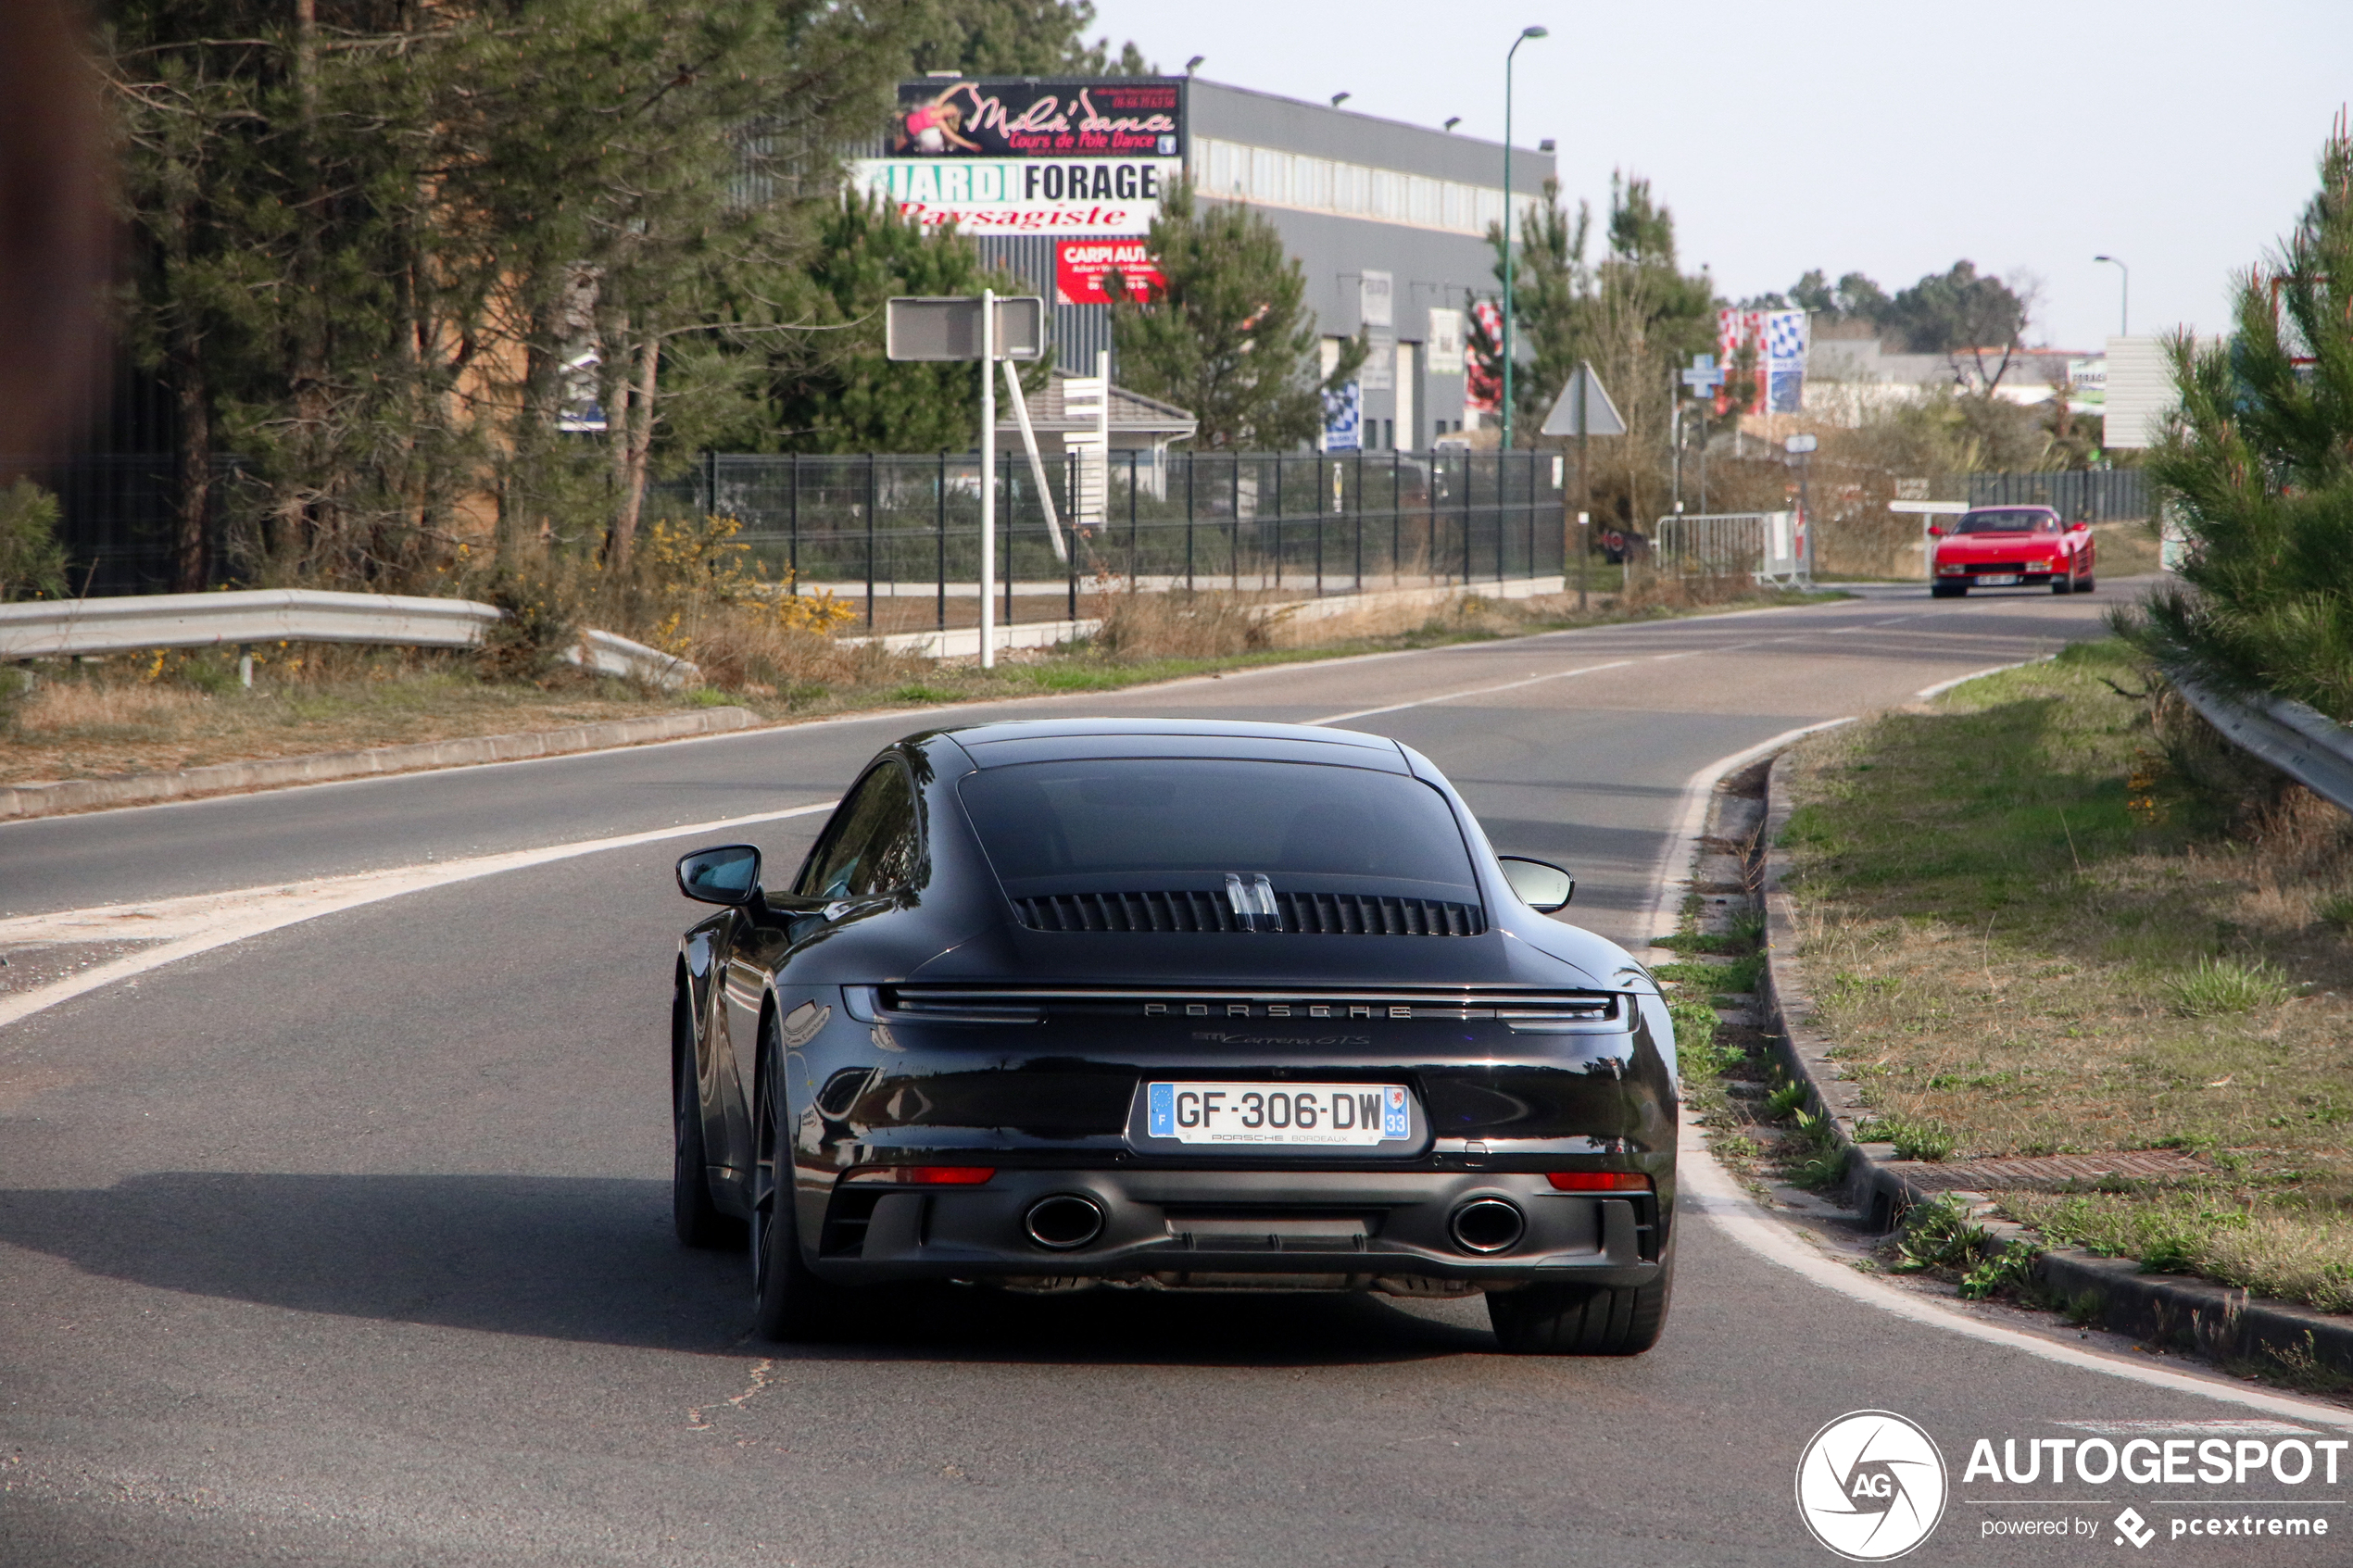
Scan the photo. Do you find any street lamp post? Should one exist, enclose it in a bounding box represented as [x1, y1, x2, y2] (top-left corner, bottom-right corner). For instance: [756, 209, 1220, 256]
[1501, 24, 1547, 450]
[2095, 254, 2130, 336]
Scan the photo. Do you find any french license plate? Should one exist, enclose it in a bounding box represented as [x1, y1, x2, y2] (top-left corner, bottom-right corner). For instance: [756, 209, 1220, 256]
[1146, 1082, 1412, 1147]
[1975, 573, 2020, 586]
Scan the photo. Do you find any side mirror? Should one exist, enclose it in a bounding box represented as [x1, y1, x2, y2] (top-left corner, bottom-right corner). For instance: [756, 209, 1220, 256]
[2070, 520, 2091, 533]
[677, 844, 762, 906]
[1498, 855, 1576, 913]
[1926, 524, 1944, 537]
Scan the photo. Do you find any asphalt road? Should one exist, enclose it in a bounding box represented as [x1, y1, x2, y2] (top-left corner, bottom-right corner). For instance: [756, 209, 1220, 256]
[6, 583, 2349, 1567]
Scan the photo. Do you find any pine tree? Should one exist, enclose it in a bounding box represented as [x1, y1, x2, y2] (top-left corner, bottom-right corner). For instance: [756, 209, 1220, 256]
[2118, 127, 2353, 720]
[1112, 183, 1356, 450]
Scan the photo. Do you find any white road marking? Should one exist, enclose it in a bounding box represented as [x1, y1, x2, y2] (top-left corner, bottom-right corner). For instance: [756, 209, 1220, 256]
[0, 800, 838, 1034]
[1678, 1129, 2353, 1428]
[1302, 660, 1637, 726]
[1640, 719, 1854, 960]
[1913, 654, 2058, 700]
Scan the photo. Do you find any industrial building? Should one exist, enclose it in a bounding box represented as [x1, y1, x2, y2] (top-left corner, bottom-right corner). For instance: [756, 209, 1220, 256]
[860, 74, 1553, 453]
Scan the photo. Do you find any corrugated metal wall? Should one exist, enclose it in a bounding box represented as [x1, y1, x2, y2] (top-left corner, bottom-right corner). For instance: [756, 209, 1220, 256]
[975, 235, 1111, 375]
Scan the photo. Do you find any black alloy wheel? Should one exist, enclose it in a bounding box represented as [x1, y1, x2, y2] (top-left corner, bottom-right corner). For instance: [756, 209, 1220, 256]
[749, 1011, 842, 1341]
[1486, 1248, 1674, 1355]
[673, 986, 741, 1249]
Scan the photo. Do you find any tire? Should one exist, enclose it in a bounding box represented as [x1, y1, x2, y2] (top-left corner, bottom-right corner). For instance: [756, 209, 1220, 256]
[2050, 575, 2072, 595]
[1930, 583, 1965, 598]
[673, 986, 742, 1249]
[749, 1013, 843, 1341]
[2077, 575, 2095, 594]
[1487, 1250, 1674, 1355]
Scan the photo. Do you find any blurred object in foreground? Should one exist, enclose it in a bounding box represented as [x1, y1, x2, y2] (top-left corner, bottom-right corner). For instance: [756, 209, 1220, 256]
[0, 0, 109, 467]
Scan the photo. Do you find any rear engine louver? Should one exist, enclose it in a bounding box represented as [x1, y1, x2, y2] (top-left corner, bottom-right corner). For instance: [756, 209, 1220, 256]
[1012, 891, 1487, 936]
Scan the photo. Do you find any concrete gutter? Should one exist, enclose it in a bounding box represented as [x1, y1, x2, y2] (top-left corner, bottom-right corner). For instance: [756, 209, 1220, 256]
[0, 707, 757, 823]
[1752, 747, 2353, 1380]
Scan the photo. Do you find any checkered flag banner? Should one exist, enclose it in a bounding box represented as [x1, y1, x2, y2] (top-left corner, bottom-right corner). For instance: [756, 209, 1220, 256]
[1765, 310, 1810, 370]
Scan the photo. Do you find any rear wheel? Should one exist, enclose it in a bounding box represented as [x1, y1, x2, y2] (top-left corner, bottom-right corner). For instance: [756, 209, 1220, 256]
[673, 987, 741, 1249]
[2077, 574, 2095, 594]
[1487, 1251, 1674, 1355]
[750, 1013, 843, 1340]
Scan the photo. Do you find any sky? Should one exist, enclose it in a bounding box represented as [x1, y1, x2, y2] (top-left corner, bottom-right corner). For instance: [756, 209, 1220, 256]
[1091, 0, 2351, 352]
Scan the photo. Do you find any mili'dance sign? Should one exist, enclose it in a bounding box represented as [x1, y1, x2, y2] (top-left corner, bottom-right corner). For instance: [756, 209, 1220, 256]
[851, 78, 1185, 239]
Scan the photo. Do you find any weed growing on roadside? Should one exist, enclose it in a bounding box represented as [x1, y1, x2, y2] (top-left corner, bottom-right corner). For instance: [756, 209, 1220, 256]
[1889, 1195, 2038, 1298]
[1765, 1079, 1810, 1119]
[2316, 892, 2353, 934]
[1787, 1109, 1849, 1188]
[1857, 1114, 1958, 1162]
[2162, 955, 2296, 1017]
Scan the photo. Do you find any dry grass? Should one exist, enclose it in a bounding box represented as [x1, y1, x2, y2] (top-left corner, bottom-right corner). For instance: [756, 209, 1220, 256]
[1780, 641, 2353, 1311]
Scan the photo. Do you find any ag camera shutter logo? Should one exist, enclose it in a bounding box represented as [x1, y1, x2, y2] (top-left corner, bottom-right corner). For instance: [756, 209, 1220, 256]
[1796, 1411, 1949, 1561]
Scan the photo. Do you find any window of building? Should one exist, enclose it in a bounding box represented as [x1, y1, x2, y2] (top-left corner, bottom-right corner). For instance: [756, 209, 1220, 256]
[1251, 146, 1287, 205]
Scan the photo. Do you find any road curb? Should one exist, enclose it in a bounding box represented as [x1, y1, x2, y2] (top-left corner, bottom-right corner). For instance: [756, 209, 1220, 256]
[0, 706, 759, 822]
[1751, 746, 2353, 1381]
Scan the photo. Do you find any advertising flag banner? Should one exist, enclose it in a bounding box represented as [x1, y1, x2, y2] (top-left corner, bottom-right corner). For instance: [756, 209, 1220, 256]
[1426, 307, 1466, 375]
[1054, 239, 1165, 305]
[1321, 380, 1362, 452]
[1466, 299, 1504, 412]
[889, 79, 1184, 159]
[1766, 310, 1810, 414]
[1717, 308, 1764, 414]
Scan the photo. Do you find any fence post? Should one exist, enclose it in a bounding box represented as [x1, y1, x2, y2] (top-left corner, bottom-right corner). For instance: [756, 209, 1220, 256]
[865, 451, 877, 629]
[1065, 453, 1076, 621]
[1128, 449, 1139, 579]
[1186, 454, 1196, 591]
[704, 448, 718, 518]
[1273, 455, 1284, 589]
[936, 451, 947, 631]
[1315, 457, 1325, 596]
[1462, 454, 1473, 584]
[1004, 463, 1016, 630]
[1228, 455, 1239, 591]
[1353, 450, 1364, 591]
[1391, 449, 1402, 585]
[787, 453, 799, 594]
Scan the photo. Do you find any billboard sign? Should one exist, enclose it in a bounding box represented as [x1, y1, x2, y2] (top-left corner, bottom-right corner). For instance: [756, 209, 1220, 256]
[1055, 239, 1166, 305]
[890, 78, 1184, 159]
[1426, 307, 1466, 375]
[850, 157, 1180, 235]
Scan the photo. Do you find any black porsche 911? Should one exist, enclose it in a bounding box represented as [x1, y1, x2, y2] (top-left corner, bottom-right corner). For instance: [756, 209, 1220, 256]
[668, 718, 1678, 1354]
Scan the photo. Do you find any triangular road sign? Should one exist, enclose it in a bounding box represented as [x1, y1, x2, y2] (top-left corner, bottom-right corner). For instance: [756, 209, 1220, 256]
[1541, 361, 1627, 437]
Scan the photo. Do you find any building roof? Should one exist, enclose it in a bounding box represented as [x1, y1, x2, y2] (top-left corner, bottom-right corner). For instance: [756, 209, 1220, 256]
[993, 372, 1197, 439]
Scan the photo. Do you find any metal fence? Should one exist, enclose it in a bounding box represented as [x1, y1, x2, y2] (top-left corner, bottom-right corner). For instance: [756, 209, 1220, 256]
[1966, 469, 2148, 521]
[1649, 511, 1810, 588]
[646, 449, 1567, 629]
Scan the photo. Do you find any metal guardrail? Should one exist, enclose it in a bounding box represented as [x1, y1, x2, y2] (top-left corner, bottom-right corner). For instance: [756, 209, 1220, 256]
[2174, 676, 2353, 815]
[0, 589, 698, 690]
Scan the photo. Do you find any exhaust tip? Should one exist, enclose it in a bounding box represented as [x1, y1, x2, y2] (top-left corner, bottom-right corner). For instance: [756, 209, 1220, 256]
[1025, 1194, 1106, 1250]
[1449, 1198, 1525, 1255]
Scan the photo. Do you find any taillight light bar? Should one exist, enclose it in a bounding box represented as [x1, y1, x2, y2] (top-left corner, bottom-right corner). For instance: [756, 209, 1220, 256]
[1545, 1172, 1652, 1192]
[842, 1165, 996, 1185]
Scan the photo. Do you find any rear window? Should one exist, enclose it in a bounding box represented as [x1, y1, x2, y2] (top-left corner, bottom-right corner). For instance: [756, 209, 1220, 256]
[957, 758, 1478, 902]
[1955, 508, 2058, 534]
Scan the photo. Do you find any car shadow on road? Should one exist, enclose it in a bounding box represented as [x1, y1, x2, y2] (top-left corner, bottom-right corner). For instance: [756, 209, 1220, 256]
[0, 1171, 1496, 1366]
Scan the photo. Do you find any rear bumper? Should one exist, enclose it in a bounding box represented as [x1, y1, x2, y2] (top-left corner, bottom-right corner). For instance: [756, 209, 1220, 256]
[806, 1167, 1668, 1291]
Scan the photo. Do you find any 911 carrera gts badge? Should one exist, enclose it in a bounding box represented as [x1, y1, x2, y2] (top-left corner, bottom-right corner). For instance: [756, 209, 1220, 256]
[780, 1001, 831, 1047]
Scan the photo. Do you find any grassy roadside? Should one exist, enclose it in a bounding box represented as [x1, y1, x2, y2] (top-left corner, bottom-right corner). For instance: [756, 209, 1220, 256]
[0, 583, 1840, 786]
[1770, 640, 2353, 1316]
